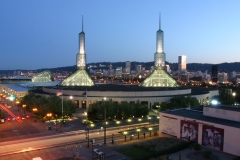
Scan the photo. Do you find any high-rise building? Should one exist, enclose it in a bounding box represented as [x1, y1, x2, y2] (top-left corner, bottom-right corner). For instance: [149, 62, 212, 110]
[125, 61, 131, 74]
[165, 65, 171, 73]
[136, 65, 141, 73]
[178, 55, 187, 71]
[211, 65, 218, 83]
[115, 67, 122, 78]
[109, 63, 112, 70]
[140, 13, 180, 87]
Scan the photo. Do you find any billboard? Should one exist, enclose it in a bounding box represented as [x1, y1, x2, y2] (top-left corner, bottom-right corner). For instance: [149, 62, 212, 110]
[202, 125, 224, 151]
[180, 120, 198, 142]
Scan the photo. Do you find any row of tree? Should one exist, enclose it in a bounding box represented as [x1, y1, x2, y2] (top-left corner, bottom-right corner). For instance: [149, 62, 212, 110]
[21, 92, 76, 118]
[87, 100, 148, 121]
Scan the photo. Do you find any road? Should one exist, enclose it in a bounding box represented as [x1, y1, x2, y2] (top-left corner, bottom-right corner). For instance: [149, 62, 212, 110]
[0, 124, 152, 156]
[0, 101, 159, 159]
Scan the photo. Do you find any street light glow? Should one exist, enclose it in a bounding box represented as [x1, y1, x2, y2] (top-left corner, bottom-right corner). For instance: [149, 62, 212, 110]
[211, 100, 218, 105]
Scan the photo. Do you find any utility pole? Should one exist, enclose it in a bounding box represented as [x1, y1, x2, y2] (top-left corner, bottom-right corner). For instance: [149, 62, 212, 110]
[86, 125, 90, 147]
[103, 97, 106, 145]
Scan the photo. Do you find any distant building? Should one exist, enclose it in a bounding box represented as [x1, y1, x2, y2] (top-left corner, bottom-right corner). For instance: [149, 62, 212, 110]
[109, 63, 113, 70]
[165, 65, 171, 73]
[125, 61, 131, 74]
[229, 71, 236, 80]
[218, 72, 228, 83]
[178, 71, 188, 82]
[136, 65, 141, 74]
[211, 65, 218, 83]
[115, 67, 122, 78]
[178, 55, 187, 71]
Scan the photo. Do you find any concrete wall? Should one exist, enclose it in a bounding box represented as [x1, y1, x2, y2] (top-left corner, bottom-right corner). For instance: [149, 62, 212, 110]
[203, 107, 240, 122]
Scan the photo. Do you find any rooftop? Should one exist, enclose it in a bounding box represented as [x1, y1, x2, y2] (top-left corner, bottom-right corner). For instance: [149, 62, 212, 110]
[205, 105, 240, 112]
[163, 109, 240, 129]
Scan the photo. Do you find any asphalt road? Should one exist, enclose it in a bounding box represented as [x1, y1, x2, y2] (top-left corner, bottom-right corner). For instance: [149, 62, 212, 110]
[0, 102, 158, 160]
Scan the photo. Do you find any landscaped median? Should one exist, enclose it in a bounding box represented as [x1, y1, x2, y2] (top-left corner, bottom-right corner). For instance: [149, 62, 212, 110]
[117, 137, 194, 160]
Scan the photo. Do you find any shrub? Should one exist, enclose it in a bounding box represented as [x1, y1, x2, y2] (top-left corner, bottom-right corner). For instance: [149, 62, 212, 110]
[204, 150, 212, 159]
[189, 142, 201, 151]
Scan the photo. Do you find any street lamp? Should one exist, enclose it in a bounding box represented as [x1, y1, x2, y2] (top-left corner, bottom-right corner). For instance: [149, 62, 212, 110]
[123, 131, 128, 142]
[112, 134, 114, 144]
[46, 113, 52, 123]
[22, 104, 26, 115]
[233, 92, 236, 97]
[136, 128, 141, 139]
[15, 100, 20, 111]
[148, 127, 153, 137]
[55, 114, 58, 131]
[86, 125, 90, 147]
[32, 108, 38, 122]
[46, 113, 52, 130]
[103, 97, 107, 145]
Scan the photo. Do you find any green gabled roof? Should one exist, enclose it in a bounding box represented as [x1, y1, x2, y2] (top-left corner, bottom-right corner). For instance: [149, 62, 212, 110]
[59, 69, 94, 86]
[139, 69, 180, 87]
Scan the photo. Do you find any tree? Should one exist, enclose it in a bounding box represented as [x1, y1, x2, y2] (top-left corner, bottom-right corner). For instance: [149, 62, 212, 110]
[218, 85, 235, 105]
[87, 99, 149, 121]
[21, 93, 76, 118]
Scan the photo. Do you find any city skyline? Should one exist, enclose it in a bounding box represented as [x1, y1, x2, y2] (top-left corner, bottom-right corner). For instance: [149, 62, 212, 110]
[1, 0, 240, 70]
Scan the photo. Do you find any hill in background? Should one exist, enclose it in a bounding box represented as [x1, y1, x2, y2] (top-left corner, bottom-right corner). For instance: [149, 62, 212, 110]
[1, 62, 240, 75]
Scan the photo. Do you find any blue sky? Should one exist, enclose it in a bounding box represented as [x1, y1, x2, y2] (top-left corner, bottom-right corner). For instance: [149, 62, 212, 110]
[1, 0, 240, 70]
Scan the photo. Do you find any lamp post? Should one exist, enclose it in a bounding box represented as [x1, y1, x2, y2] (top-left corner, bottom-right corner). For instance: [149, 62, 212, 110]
[148, 127, 153, 137]
[112, 134, 114, 144]
[15, 100, 20, 111]
[123, 131, 128, 142]
[46, 113, 52, 123]
[233, 92, 236, 105]
[136, 128, 141, 139]
[55, 114, 58, 131]
[86, 125, 90, 147]
[103, 97, 107, 145]
[32, 108, 38, 122]
[22, 104, 26, 115]
[46, 113, 52, 130]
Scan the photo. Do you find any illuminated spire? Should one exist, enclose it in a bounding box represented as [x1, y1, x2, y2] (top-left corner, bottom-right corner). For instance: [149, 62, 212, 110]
[82, 14, 84, 32]
[77, 15, 86, 69]
[159, 12, 161, 30]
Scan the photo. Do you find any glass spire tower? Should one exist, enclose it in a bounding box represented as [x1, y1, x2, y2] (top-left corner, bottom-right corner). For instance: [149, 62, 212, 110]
[140, 13, 180, 87]
[59, 15, 94, 86]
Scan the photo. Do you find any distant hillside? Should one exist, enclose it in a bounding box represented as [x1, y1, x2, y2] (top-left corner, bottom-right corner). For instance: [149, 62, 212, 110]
[1, 62, 240, 75]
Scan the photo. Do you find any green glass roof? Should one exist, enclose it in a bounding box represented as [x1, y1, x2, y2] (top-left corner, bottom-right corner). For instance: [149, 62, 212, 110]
[32, 70, 51, 82]
[139, 69, 180, 87]
[59, 69, 94, 86]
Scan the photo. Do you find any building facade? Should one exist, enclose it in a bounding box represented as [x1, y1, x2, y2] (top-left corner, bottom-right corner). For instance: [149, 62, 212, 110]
[178, 55, 187, 71]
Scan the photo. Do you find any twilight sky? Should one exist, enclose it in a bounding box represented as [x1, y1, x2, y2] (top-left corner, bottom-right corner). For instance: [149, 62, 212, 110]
[1, 0, 240, 70]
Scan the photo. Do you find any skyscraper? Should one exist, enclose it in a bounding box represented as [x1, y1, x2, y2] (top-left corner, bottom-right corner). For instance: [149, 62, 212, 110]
[211, 65, 218, 83]
[125, 61, 131, 74]
[140, 13, 180, 87]
[178, 55, 187, 71]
